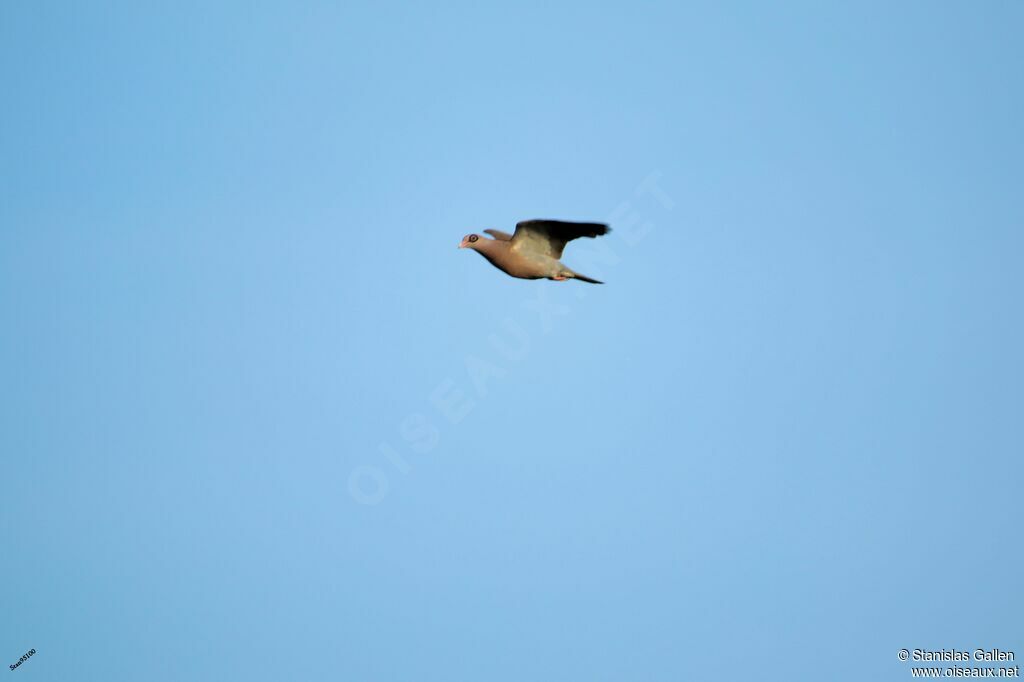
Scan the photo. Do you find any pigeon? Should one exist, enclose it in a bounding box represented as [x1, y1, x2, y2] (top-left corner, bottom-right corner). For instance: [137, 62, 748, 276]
[459, 219, 611, 284]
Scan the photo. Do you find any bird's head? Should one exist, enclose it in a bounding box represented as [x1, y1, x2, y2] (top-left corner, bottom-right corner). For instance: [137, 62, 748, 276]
[458, 233, 482, 249]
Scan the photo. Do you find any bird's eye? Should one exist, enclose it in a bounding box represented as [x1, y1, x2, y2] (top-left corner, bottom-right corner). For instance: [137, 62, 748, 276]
[468, 234, 479, 243]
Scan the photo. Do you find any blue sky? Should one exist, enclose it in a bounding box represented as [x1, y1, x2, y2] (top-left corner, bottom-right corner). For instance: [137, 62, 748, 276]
[2, 2, 1022, 680]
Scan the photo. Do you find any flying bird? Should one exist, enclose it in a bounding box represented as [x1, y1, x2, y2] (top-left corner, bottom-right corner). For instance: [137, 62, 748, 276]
[459, 219, 611, 284]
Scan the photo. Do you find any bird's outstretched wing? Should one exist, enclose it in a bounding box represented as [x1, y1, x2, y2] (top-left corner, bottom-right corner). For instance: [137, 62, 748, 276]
[510, 220, 610, 259]
[483, 229, 514, 241]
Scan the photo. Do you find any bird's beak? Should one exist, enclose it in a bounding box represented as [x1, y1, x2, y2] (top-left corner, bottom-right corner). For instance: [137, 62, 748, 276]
[458, 239, 467, 249]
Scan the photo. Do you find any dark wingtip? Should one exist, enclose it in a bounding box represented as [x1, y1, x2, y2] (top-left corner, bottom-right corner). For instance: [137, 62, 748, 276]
[526, 219, 610, 237]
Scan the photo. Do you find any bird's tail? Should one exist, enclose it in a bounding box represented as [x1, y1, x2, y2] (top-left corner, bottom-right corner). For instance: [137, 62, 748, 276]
[572, 272, 604, 284]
